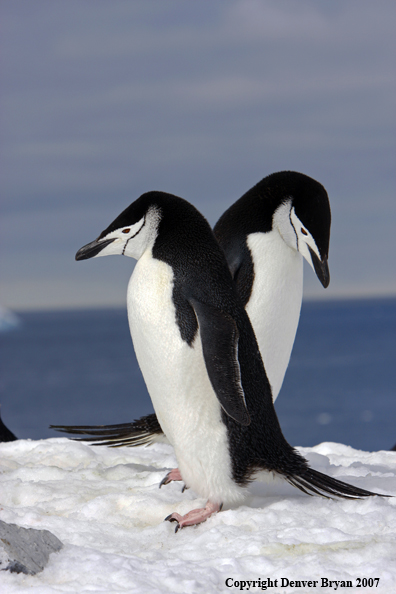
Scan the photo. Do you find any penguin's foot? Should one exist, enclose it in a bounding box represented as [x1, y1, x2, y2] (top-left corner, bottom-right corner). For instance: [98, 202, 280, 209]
[165, 501, 222, 533]
[159, 468, 182, 488]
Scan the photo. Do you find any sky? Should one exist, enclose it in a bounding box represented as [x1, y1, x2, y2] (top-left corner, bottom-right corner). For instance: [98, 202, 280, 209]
[1, 0, 395, 310]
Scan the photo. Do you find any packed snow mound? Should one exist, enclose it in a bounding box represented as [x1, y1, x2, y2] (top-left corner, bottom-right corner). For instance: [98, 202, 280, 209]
[0, 439, 395, 593]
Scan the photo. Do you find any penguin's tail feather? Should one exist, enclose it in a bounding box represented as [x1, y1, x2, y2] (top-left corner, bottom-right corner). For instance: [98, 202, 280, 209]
[285, 466, 387, 499]
[50, 413, 166, 448]
[51, 416, 389, 499]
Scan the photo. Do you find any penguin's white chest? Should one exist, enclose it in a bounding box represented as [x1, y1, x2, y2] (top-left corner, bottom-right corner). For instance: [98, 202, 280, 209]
[246, 231, 303, 399]
[126, 251, 243, 505]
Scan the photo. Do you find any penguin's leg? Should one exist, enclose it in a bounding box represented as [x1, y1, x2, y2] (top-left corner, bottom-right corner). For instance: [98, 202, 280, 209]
[165, 501, 222, 532]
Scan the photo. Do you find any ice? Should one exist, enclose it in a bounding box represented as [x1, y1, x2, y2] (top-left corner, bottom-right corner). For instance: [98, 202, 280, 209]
[0, 306, 21, 333]
[0, 439, 395, 592]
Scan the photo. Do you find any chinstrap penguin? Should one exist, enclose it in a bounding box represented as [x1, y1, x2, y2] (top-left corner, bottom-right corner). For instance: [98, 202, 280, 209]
[60, 191, 383, 531]
[0, 406, 17, 442]
[54, 171, 331, 448]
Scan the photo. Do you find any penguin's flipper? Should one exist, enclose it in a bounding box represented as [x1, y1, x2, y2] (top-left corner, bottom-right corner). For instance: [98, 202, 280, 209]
[50, 413, 166, 447]
[190, 299, 250, 426]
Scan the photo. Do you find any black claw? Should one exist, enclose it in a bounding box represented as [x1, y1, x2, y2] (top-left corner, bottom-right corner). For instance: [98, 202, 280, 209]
[159, 472, 171, 489]
[165, 514, 181, 532]
[181, 484, 188, 493]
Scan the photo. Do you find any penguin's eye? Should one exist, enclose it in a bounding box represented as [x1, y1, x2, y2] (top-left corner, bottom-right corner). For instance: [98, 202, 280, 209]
[301, 228, 308, 236]
[122, 229, 131, 234]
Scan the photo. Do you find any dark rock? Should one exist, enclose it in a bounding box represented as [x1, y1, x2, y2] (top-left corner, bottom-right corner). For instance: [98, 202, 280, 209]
[0, 520, 63, 575]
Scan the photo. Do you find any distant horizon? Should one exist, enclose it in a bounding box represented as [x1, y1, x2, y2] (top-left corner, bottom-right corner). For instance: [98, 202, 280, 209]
[3, 291, 395, 314]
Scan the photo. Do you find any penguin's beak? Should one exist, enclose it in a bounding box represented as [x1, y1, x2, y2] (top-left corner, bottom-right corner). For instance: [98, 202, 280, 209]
[75, 238, 116, 261]
[308, 246, 330, 288]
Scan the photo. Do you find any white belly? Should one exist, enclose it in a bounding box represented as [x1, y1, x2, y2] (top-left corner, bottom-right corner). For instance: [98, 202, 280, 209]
[246, 231, 303, 399]
[127, 251, 244, 505]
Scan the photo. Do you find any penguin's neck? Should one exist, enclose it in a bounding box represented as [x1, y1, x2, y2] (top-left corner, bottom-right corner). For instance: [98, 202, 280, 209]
[246, 230, 303, 400]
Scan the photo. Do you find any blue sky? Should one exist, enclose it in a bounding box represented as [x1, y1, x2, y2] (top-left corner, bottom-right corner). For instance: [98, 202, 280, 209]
[1, 0, 395, 310]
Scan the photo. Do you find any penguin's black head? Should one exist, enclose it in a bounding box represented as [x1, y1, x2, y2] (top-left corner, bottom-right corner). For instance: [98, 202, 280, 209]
[214, 171, 331, 288]
[270, 171, 331, 288]
[75, 191, 212, 262]
[75, 192, 165, 261]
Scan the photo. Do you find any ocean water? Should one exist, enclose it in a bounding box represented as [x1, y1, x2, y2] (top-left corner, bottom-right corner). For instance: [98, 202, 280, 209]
[0, 298, 395, 451]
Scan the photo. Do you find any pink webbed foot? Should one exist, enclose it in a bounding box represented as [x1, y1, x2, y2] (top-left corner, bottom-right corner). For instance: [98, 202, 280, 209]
[165, 501, 223, 533]
[159, 468, 184, 489]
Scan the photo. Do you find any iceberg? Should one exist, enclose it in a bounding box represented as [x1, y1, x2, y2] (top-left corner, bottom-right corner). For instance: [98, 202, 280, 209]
[0, 305, 21, 333]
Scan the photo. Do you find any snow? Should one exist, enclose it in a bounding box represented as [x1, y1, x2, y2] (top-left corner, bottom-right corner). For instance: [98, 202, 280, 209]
[0, 438, 395, 593]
